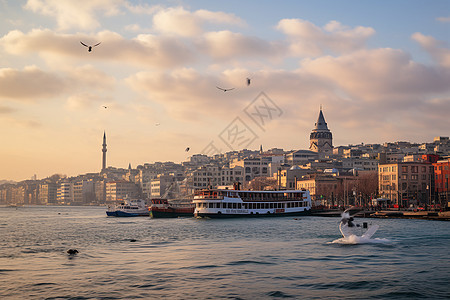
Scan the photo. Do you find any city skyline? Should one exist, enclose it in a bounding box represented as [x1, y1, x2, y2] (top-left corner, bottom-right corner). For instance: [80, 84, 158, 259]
[1, 0, 449, 181]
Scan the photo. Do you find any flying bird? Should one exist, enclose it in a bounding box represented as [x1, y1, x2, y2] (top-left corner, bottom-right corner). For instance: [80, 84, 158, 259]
[80, 41, 101, 52]
[246, 78, 251, 86]
[102, 106, 107, 109]
[216, 86, 235, 92]
[155, 123, 160, 126]
[185, 147, 190, 152]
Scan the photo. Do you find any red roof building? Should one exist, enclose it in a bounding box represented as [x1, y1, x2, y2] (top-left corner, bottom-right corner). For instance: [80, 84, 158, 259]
[433, 158, 450, 208]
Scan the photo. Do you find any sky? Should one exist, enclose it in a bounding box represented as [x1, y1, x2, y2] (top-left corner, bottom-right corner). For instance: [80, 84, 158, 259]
[0, 0, 449, 181]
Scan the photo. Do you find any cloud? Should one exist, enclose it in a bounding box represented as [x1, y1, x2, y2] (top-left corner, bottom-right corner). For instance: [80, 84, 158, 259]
[66, 93, 111, 110]
[67, 65, 116, 89]
[411, 33, 450, 67]
[24, 0, 124, 31]
[436, 16, 450, 23]
[276, 19, 375, 56]
[152, 6, 245, 37]
[198, 30, 284, 60]
[0, 65, 115, 102]
[301, 48, 450, 102]
[0, 29, 195, 69]
[125, 68, 230, 121]
[0, 105, 16, 114]
[0, 66, 66, 100]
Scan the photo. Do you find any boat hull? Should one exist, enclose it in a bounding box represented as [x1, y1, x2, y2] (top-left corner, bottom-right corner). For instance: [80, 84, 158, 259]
[150, 207, 194, 218]
[195, 210, 311, 218]
[106, 211, 148, 217]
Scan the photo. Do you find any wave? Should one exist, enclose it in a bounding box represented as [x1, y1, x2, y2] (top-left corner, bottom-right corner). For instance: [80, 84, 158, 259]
[329, 235, 392, 245]
[226, 260, 275, 266]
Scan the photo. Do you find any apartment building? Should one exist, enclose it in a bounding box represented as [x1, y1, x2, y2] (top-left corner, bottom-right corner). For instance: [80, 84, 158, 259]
[105, 180, 139, 203]
[57, 182, 73, 204]
[38, 182, 58, 205]
[433, 158, 450, 208]
[378, 162, 434, 207]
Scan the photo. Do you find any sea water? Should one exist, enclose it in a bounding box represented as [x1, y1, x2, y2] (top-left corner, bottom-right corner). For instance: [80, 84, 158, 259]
[0, 205, 449, 299]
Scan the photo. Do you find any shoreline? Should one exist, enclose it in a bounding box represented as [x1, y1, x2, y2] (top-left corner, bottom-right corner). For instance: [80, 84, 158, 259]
[311, 209, 450, 221]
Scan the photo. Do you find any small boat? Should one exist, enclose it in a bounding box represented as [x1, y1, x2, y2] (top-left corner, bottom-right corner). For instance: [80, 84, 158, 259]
[149, 199, 195, 218]
[106, 198, 148, 217]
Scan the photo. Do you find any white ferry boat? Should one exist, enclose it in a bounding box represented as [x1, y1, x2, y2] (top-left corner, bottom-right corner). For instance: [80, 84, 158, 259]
[193, 188, 311, 218]
[106, 198, 148, 217]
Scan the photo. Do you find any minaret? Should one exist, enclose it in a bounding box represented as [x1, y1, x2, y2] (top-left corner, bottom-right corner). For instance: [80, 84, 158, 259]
[309, 107, 333, 155]
[102, 131, 107, 171]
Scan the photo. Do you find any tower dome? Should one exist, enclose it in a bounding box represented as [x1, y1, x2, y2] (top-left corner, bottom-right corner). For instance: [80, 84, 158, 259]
[309, 108, 333, 155]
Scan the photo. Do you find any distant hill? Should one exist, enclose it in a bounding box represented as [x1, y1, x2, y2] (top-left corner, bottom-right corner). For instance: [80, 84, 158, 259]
[0, 180, 16, 185]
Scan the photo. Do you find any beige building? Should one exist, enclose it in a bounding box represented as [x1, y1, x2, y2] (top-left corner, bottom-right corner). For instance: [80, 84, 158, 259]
[278, 166, 312, 189]
[378, 162, 434, 207]
[106, 180, 139, 203]
[230, 157, 272, 182]
[296, 175, 340, 206]
[57, 182, 73, 204]
[151, 174, 177, 198]
[38, 182, 58, 205]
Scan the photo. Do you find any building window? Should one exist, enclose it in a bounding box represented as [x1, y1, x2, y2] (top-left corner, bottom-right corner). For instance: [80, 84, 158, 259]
[402, 166, 408, 173]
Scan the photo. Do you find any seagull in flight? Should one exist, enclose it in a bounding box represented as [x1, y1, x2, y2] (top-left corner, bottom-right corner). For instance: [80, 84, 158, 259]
[246, 78, 251, 86]
[185, 147, 190, 152]
[216, 86, 235, 92]
[80, 41, 101, 52]
[102, 106, 108, 109]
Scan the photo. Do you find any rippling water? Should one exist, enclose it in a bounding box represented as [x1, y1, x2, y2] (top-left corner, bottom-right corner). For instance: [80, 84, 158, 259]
[0, 206, 449, 299]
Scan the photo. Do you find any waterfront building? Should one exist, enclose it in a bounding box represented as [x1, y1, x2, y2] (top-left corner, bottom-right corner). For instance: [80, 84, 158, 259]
[296, 174, 341, 206]
[278, 166, 312, 189]
[105, 180, 139, 203]
[378, 162, 434, 207]
[137, 169, 158, 200]
[433, 158, 450, 208]
[57, 182, 73, 205]
[73, 180, 95, 205]
[94, 180, 106, 204]
[309, 108, 333, 156]
[219, 166, 244, 186]
[188, 165, 221, 189]
[38, 182, 57, 205]
[150, 174, 177, 198]
[230, 157, 271, 182]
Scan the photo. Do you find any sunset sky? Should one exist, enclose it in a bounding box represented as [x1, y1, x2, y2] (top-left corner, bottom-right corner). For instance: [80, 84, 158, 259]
[1, 0, 449, 181]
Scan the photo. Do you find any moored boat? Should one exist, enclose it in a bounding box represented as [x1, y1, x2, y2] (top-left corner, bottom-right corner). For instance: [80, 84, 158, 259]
[193, 188, 311, 218]
[149, 199, 195, 218]
[106, 198, 148, 217]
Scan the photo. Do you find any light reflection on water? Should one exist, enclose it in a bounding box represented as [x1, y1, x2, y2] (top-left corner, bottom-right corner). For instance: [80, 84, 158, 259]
[0, 205, 449, 299]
